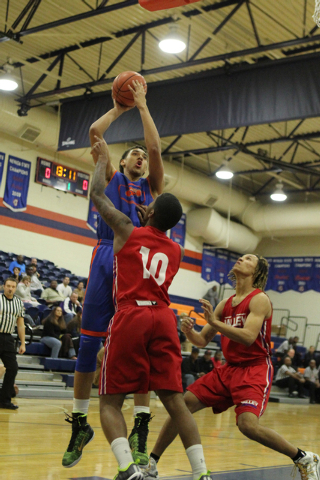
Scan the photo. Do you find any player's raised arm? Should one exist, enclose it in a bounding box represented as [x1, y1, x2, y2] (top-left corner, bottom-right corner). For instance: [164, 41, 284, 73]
[90, 136, 134, 252]
[89, 99, 133, 179]
[129, 81, 164, 195]
[200, 293, 270, 347]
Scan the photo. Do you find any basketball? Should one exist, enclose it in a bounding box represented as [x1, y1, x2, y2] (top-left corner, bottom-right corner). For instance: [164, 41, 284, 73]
[112, 71, 147, 107]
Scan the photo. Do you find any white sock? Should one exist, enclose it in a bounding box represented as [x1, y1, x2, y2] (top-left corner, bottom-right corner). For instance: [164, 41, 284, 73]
[111, 437, 134, 469]
[134, 406, 150, 416]
[73, 398, 90, 415]
[186, 444, 207, 480]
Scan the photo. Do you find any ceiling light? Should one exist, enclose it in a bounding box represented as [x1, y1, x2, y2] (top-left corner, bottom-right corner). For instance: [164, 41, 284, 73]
[0, 61, 18, 91]
[215, 162, 234, 180]
[159, 24, 186, 54]
[270, 183, 287, 201]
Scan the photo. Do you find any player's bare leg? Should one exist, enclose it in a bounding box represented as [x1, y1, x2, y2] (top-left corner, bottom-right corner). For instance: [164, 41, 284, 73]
[155, 390, 209, 480]
[62, 371, 95, 468]
[238, 412, 320, 480]
[100, 393, 143, 480]
[129, 392, 152, 465]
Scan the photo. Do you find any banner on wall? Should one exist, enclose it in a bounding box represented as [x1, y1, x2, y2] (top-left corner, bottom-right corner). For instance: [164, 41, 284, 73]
[201, 244, 216, 282]
[3, 156, 31, 212]
[170, 213, 186, 247]
[201, 246, 240, 284]
[0, 152, 5, 187]
[270, 257, 293, 292]
[292, 257, 314, 293]
[86, 199, 98, 234]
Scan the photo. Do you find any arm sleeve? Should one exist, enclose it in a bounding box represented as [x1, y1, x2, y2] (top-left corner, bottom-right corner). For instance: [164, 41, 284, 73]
[63, 298, 72, 314]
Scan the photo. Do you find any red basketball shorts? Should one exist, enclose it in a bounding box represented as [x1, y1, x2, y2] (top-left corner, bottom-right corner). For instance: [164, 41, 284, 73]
[188, 357, 273, 422]
[99, 304, 183, 395]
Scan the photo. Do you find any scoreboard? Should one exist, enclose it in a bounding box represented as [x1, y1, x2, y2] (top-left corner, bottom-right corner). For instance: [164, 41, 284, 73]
[35, 157, 90, 198]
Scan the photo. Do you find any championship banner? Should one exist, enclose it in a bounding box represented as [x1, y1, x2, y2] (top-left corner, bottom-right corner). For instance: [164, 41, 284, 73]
[292, 257, 314, 293]
[201, 244, 216, 282]
[0, 152, 5, 187]
[170, 213, 186, 247]
[265, 258, 273, 291]
[87, 198, 98, 234]
[214, 249, 229, 285]
[312, 258, 320, 293]
[3, 156, 31, 212]
[271, 257, 293, 292]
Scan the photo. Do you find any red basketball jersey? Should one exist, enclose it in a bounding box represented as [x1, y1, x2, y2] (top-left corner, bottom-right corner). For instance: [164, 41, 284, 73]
[220, 289, 272, 364]
[113, 226, 181, 308]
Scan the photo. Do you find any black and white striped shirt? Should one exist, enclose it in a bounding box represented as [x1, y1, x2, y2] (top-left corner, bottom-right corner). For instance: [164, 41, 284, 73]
[0, 294, 24, 334]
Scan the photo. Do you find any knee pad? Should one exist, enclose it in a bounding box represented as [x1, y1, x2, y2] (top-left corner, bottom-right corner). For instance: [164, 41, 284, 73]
[75, 335, 104, 373]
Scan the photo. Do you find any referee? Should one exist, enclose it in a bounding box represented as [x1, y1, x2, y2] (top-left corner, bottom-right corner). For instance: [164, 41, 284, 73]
[0, 277, 25, 410]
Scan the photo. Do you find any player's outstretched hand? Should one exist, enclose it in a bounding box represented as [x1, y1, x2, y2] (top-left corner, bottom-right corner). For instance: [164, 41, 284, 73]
[112, 95, 134, 115]
[91, 135, 109, 160]
[137, 204, 148, 226]
[199, 299, 215, 326]
[128, 80, 147, 109]
[180, 314, 195, 333]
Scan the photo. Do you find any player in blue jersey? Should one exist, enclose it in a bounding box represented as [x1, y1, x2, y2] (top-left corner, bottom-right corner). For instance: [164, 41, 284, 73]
[62, 81, 164, 468]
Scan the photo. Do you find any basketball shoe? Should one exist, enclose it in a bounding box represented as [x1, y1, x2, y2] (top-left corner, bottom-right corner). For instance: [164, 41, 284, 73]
[141, 457, 159, 479]
[114, 462, 144, 480]
[62, 413, 95, 468]
[128, 413, 152, 465]
[294, 451, 320, 480]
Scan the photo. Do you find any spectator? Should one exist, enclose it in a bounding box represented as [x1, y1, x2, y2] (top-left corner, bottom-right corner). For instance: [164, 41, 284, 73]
[198, 350, 214, 375]
[41, 280, 65, 306]
[0, 277, 25, 410]
[275, 337, 292, 358]
[304, 346, 319, 368]
[212, 350, 224, 369]
[73, 281, 85, 303]
[203, 285, 219, 308]
[40, 306, 76, 359]
[12, 266, 22, 283]
[274, 356, 306, 398]
[181, 347, 200, 387]
[25, 264, 43, 297]
[67, 311, 82, 355]
[16, 276, 39, 308]
[30, 257, 38, 268]
[287, 347, 302, 368]
[9, 255, 26, 275]
[61, 292, 82, 324]
[57, 276, 72, 299]
[303, 359, 320, 404]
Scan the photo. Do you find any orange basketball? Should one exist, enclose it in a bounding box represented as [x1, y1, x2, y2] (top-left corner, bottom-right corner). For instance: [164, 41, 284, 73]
[112, 71, 147, 107]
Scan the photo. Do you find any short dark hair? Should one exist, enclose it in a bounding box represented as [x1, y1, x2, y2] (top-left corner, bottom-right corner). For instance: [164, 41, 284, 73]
[153, 193, 183, 232]
[192, 347, 199, 353]
[4, 277, 18, 285]
[119, 145, 148, 173]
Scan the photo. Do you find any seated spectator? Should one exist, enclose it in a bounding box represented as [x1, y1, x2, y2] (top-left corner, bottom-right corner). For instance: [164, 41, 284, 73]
[198, 349, 214, 375]
[12, 266, 22, 283]
[9, 255, 26, 274]
[61, 291, 82, 324]
[73, 281, 85, 303]
[303, 359, 320, 404]
[57, 276, 72, 299]
[66, 311, 82, 355]
[274, 356, 306, 398]
[16, 276, 39, 308]
[41, 280, 65, 306]
[304, 346, 319, 368]
[25, 264, 43, 297]
[287, 347, 302, 368]
[181, 347, 200, 387]
[275, 337, 292, 358]
[30, 257, 38, 268]
[40, 306, 76, 359]
[211, 350, 224, 369]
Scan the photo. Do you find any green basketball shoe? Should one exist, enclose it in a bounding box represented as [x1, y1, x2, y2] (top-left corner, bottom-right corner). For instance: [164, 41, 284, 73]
[62, 413, 95, 468]
[128, 412, 152, 465]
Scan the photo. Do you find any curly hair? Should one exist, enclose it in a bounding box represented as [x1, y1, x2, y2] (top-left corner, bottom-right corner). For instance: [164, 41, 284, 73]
[228, 255, 269, 291]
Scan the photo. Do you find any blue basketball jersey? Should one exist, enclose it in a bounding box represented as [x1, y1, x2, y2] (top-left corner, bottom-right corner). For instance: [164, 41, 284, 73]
[97, 171, 154, 240]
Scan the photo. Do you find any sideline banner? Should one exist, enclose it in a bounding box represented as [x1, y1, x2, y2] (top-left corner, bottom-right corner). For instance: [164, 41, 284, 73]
[0, 152, 5, 187]
[3, 156, 31, 212]
[87, 199, 98, 234]
[170, 213, 186, 247]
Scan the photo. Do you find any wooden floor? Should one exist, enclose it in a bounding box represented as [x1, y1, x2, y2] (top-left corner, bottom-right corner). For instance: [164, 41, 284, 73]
[0, 397, 319, 480]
